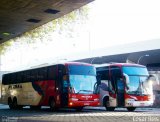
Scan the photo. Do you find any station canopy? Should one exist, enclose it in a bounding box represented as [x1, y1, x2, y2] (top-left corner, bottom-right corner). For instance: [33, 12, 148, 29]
[0, 0, 93, 44]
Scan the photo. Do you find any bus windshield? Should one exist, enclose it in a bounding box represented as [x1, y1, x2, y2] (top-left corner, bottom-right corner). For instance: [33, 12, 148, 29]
[122, 66, 152, 95]
[122, 66, 149, 76]
[69, 75, 97, 94]
[68, 65, 98, 94]
[125, 76, 153, 95]
[68, 65, 96, 75]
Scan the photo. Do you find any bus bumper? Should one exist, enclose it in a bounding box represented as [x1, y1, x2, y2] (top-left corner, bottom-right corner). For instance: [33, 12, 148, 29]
[68, 101, 100, 107]
[125, 101, 154, 107]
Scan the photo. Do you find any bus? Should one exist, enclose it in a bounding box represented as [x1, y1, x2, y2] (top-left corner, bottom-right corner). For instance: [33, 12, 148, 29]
[96, 63, 154, 111]
[1, 62, 100, 111]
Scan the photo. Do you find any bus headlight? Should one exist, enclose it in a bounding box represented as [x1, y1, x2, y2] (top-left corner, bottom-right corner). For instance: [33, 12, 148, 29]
[94, 98, 99, 101]
[69, 102, 73, 106]
[70, 98, 78, 101]
[148, 95, 153, 100]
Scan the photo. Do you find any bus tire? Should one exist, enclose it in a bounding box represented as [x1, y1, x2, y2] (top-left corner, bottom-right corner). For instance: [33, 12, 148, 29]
[8, 98, 13, 109]
[12, 97, 18, 109]
[17, 105, 23, 109]
[106, 107, 115, 111]
[103, 97, 115, 111]
[127, 107, 136, 111]
[30, 106, 41, 110]
[49, 98, 57, 111]
[75, 107, 83, 112]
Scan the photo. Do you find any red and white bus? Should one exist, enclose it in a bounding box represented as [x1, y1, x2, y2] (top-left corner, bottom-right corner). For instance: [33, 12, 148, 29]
[1, 62, 100, 111]
[96, 63, 154, 111]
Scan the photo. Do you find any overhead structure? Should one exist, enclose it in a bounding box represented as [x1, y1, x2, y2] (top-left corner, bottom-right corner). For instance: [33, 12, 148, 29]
[73, 39, 160, 70]
[0, 0, 93, 44]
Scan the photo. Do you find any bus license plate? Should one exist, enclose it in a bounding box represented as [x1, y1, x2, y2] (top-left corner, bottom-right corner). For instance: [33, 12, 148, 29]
[84, 103, 90, 106]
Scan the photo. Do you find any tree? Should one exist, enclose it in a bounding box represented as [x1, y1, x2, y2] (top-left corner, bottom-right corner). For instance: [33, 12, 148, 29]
[0, 6, 89, 55]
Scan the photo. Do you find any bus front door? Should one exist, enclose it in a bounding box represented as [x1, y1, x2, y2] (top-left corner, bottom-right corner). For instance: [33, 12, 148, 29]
[110, 66, 125, 107]
[58, 65, 69, 107]
[61, 79, 69, 106]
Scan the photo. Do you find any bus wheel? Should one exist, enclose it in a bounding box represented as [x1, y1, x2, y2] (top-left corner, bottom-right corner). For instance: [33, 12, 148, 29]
[17, 105, 23, 109]
[106, 107, 115, 111]
[127, 107, 136, 111]
[104, 99, 115, 111]
[12, 98, 18, 109]
[30, 106, 41, 110]
[8, 98, 13, 109]
[49, 98, 56, 111]
[75, 107, 83, 112]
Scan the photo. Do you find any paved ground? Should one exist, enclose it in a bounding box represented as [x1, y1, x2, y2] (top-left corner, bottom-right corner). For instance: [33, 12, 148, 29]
[0, 104, 160, 122]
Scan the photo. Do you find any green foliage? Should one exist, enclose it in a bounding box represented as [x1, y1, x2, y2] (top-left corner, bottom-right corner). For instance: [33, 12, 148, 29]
[0, 41, 13, 55]
[0, 5, 89, 55]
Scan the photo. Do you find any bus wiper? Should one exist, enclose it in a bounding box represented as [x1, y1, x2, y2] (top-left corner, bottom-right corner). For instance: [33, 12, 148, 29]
[135, 91, 142, 96]
[77, 90, 92, 94]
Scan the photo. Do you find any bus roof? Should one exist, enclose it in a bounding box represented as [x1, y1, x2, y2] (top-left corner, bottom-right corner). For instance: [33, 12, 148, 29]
[95, 63, 146, 68]
[3, 62, 93, 75]
[65, 62, 93, 66]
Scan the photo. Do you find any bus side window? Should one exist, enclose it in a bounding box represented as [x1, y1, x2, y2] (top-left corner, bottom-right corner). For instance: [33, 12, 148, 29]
[33, 69, 38, 81]
[20, 72, 24, 83]
[48, 66, 57, 80]
[110, 66, 122, 77]
[58, 64, 66, 76]
[38, 67, 47, 81]
[23, 71, 30, 83]
[2, 75, 8, 85]
[17, 73, 22, 83]
[97, 69, 109, 80]
[11, 74, 16, 84]
[7, 74, 11, 84]
[97, 68, 110, 91]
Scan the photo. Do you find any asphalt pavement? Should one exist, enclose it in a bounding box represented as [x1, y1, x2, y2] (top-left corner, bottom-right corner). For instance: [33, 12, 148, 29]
[0, 104, 160, 122]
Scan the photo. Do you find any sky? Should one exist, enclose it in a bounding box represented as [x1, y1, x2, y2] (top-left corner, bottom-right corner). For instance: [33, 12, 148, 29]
[88, 0, 160, 48]
[1, 0, 160, 71]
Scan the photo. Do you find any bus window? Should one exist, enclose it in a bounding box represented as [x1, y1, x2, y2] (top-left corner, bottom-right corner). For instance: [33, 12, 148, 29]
[48, 66, 57, 80]
[11, 74, 16, 84]
[110, 66, 122, 77]
[2, 75, 8, 85]
[17, 73, 22, 83]
[23, 71, 30, 82]
[30, 69, 38, 81]
[38, 68, 47, 81]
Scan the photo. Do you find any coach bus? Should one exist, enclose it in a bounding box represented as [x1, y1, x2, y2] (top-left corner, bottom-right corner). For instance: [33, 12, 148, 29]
[96, 63, 154, 111]
[1, 62, 100, 111]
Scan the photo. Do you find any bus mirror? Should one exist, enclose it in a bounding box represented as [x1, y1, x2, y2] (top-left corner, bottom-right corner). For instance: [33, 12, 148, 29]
[148, 74, 159, 85]
[148, 74, 154, 79]
[123, 73, 129, 84]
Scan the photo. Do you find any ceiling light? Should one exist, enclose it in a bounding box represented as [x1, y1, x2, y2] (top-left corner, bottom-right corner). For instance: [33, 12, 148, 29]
[44, 9, 60, 14]
[2, 32, 10, 36]
[26, 19, 41, 23]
